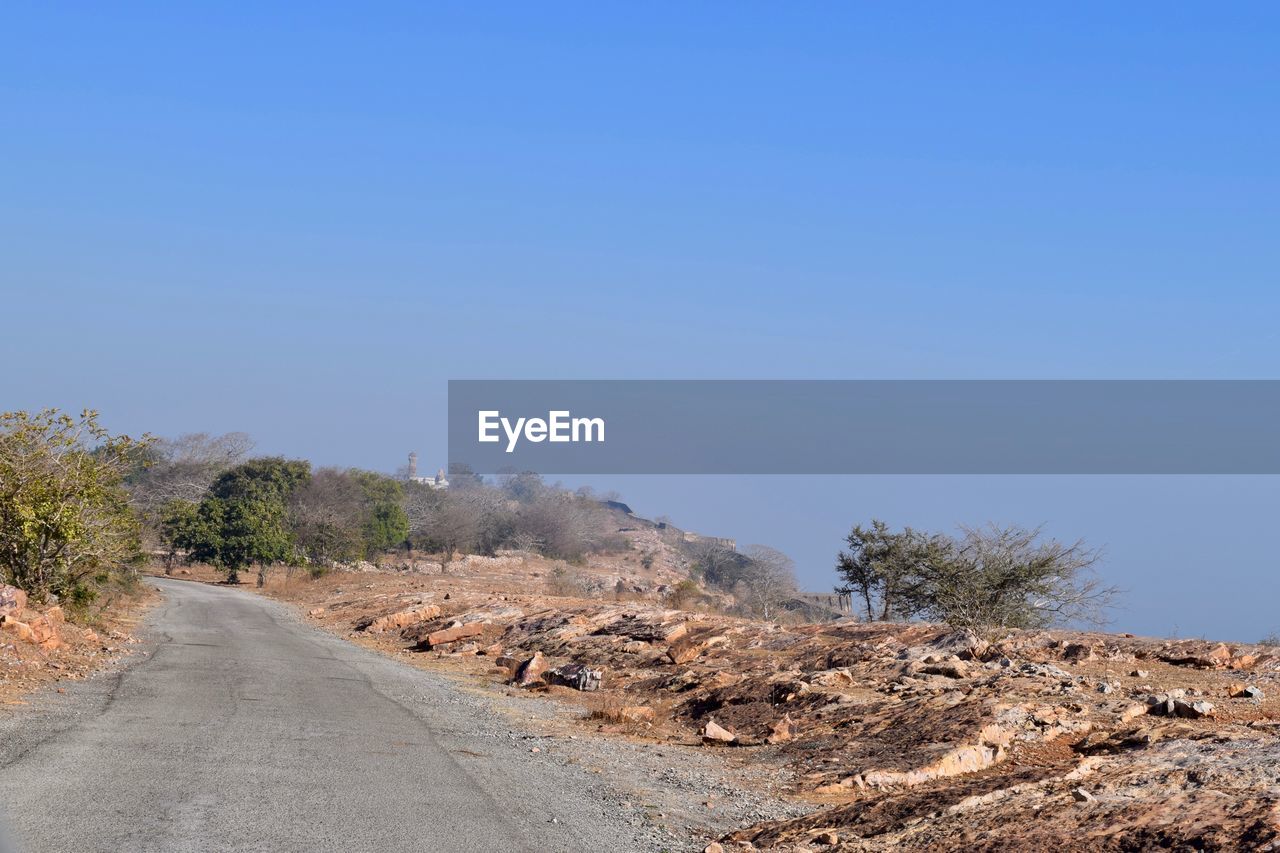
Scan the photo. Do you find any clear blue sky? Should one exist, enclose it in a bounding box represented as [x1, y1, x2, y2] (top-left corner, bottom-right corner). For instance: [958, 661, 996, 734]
[5, 4, 1280, 640]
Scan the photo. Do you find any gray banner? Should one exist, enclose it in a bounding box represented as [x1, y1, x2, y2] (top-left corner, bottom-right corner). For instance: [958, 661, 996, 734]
[447, 380, 1280, 474]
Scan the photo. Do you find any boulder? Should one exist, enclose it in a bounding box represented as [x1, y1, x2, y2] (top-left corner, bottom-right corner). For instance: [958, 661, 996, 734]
[359, 604, 442, 633]
[1231, 684, 1265, 700]
[546, 663, 603, 691]
[1, 616, 35, 643]
[1173, 699, 1214, 719]
[920, 659, 970, 679]
[417, 622, 484, 649]
[1230, 653, 1261, 671]
[1163, 642, 1233, 669]
[0, 585, 27, 616]
[702, 719, 737, 744]
[1062, 643, 1096, 662]
[25, 614, 60, 649]
[768, 714, 798, 745]
[513, 652, 549, 687]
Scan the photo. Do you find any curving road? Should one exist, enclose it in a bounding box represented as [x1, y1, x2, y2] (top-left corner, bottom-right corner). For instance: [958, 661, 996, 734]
[0, 578, 655, 853]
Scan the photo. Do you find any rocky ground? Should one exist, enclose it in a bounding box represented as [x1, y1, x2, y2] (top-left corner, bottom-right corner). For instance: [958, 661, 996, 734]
[159, 558, 1280, 852]
[0, 583, 153, 709]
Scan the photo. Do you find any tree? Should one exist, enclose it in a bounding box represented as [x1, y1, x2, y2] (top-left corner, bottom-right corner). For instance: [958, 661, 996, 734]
[405, 487, 480, 568]
[736, 544, 798, 620]
[352, 470, 409, 556]
[287, 468, 366, 566]
[834, 520, 937, 621]
[690, 541, 743, 587]
[125, 432, 253, 521]
[158, 499, 200, 574]
[182, 457, 310, 585]
[513, 491, 597, 561]
[913, 524, 1116, 641]
[0, 409, 151, 604]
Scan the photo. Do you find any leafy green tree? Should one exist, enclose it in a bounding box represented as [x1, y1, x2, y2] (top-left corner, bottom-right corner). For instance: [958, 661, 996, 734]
[353, 471, 408, 557]
[182, 457, 310, 585]
[362, 502, 409, 556]
[0, 409, 151, 604]
[835, 520, 936, 621]
[157, 499, 200, 574]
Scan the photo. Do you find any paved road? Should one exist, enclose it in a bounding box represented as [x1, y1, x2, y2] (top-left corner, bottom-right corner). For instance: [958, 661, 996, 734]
[0, 579, 655, 853]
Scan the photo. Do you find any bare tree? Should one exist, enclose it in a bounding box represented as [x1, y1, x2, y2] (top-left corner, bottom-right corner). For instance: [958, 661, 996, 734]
[405, 488, 483, 569]
[288, 468, 365, 565]
[735, 544, 798, 621]
[513, 491, 599, 561]
[128, 431, 254, 519]
[690, 541, 742, 587]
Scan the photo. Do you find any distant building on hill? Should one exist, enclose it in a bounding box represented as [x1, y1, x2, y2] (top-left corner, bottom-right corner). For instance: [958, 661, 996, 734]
[680, 531, 737, 551]
[406, 452, 448, 489]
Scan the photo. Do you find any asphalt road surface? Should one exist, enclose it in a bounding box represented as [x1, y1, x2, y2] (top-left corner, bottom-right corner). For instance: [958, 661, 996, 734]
[0, 579, 665, 853]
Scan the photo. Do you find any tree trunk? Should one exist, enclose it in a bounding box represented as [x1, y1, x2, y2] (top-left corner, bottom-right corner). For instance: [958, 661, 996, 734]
[256, 563, 266, 588]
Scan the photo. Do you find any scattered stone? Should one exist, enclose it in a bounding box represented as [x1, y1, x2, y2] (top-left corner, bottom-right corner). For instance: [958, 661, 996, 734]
[1172, 699, 1214, 719]
[702, 719, 737, 744]
[768, 714, 798, 745]
[1230, 683, 1265, 700]
[1131, 670, 1149, 678]
[813, 830, 840, 845]
[1071, 787, 1096, 803]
